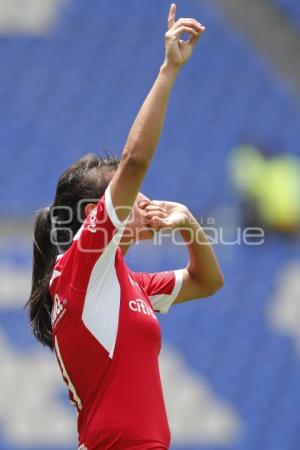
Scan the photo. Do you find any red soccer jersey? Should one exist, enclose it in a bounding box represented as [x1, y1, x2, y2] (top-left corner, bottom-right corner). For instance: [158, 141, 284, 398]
[49, 184, 183, 450]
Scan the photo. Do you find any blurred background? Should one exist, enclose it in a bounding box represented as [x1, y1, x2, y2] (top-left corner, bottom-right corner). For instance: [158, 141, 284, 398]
[1, 0, 300, 449]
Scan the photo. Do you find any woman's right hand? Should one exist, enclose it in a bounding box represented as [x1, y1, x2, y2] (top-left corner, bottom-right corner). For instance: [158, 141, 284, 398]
[164, 3, 205, 68]
[110, 4, 204, 225]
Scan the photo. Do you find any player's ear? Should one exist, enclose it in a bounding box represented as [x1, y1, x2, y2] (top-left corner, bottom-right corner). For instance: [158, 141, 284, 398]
[84, 203, 97, 218]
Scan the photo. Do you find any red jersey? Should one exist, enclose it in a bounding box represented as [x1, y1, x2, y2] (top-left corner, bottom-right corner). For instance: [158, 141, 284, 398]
[49, 184, 183, 450]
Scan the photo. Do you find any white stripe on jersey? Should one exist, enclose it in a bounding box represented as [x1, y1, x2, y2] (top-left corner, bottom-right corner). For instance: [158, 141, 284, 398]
[82, 235, 122, 359]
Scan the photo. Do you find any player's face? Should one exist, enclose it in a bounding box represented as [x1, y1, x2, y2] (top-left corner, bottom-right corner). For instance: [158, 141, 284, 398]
[125, 192, 154, 242]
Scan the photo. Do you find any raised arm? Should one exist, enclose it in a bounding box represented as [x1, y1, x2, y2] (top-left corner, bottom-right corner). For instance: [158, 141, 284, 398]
[110, 3, 205, 221]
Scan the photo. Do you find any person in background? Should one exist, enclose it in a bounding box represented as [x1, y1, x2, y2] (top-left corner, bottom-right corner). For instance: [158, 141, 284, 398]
[229, 144, 300, 235]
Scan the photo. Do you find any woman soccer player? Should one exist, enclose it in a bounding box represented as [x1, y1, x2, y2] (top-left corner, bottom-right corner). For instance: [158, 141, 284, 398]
[27, 4, 224, 450]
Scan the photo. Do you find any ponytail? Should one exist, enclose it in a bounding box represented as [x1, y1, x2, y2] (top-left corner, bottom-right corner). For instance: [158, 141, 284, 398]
[27, 153, 119, 348]
[27, 207, 58, 349]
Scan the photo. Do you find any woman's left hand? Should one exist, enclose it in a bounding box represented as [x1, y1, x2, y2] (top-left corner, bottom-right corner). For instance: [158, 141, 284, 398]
[139, 200, 191, 231]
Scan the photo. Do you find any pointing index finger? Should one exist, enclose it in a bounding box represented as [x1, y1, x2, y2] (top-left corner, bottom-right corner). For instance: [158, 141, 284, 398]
[168, 3, 176, 29]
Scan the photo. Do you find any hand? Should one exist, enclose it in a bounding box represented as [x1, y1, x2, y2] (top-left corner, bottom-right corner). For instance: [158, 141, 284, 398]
[164, 3, 205, 67]
[139, 199, 191, 231]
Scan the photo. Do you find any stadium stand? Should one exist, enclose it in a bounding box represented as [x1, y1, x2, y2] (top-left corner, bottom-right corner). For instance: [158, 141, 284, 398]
[0, 0, 299, 216]
[1, 0, 300, 449]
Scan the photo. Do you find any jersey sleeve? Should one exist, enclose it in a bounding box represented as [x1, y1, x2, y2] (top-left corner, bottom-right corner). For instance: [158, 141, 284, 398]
[132, 270, 183, 314]
[68, 183, 129, 291]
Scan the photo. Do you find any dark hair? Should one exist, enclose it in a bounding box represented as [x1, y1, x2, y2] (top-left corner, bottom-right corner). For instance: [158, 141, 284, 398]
[26, 153, 119, 349]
